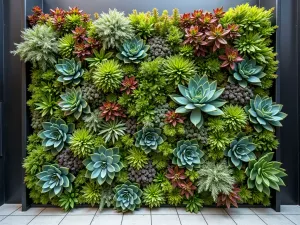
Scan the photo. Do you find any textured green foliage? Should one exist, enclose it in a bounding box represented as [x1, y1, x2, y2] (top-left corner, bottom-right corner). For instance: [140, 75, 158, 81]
[12, 24, 58, 71]
[167, 189, 183, 206]
[245, 152, 287, 196]
[55, 58, 84, 85]
[225, 135, 256, 169]
[252, 130, 279, 152]
[129, 10, 155, 39]
[126, 148, 148, 170]
[83, 146, 123, 185]
[184, 195, 204, 213]
[80, 181, 101, 206]
[58, 191, 79, 211]
[38, 118, 74, 154]
[117, 37, 150, 63]
[36, 164, 75, 198]
[245, 95, 287, 132]
[58, 34, 75, 59]
[99, 120, 127, 144]
[35, 95, 59, 117]
[222, 105, 247, 132]
[70, 128, 95, 159]
[92, 60, 123, 93]
[143, 184, 165, 208]
[113, 182, 143, 212]
[170, 75, 226, 128]
[85, 48, 114, 68]
[92, 9, 134, 49]
[83, 109, 102, 133]
[172, 140, 204, 170]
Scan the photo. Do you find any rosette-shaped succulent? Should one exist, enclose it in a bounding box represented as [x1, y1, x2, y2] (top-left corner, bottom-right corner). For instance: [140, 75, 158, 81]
[113, 182, 142, 212]
[117, 37, 150, 63]
[36, 164, 75, 198]
[170, 75, 226, 129]
[38, 118, 75, 154]
[172, 140, 204, 170]
[224, 135, 256, 169]
[134, 127, 165, 154]
[244, 95, 287, 132]
[229, 58, 266, 88]
[245, 152, 287, 196]
[55, 58, 84, 85]
[83, 146, 123, 185]
[58, 87, 91, 120]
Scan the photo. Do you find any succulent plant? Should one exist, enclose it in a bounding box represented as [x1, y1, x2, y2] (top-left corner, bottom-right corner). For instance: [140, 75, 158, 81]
[126, 148, 148, 170]
[69, 128, 95, 159]
[134, 127, 165, 154]
[147, 36, 172, 60]
[35, 94, 59, 117]
[36, 164, 75, 198]
[153, 104, 171, 128]
[58, 87, 91, 120]
[85, 48, 114, 68]
[92, 60, 123, 93]
[117, 37, 150, 64]
[83, 109, 103, 133]
[81, 82, 105, 109]
[99, 120, 127, 144]
[229, 58, 266, 88]
[166, 166, 187, 188]
[58, 191, 79, 211]
[83, 145, 123, 185]
[224, 135, 256, 169]
[205, 24, 230, 52]
[245, 152, 287, 196]
[113, 182, 143, 212]
[217, 186, 241, 208]
[244, 95, 287, 132]
[184, 195, 204, 213]
[120, 76, 138, 95]
[58, 34, 75, 59]
[125, 118, 138, 135]
[179, 180, 197, 199]
[38, 118, 75, 154]
[220, 83, 254, 106]
[172, 140, 204, 170]
[170, 75, 226, 129]
[31, 111, 43, 131]
[165, 111, 185, 127]
[56, 149, 83, 175]
[55, 58, 84, 85]
[184, 120, 208, 144]
[128, 161, 156, 187]
[100, 102, 126, 121]
[143, 184, 165, 208]
[219, 47, 243, 70]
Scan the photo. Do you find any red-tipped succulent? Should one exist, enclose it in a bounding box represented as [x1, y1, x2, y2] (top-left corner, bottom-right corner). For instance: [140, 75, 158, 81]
[50, 7, 65, 17]
[217, 186, 241, 208]
[227, 24, 241, 39]
[74, 43, 91, 60]
[180, 13, 192, 28]
[219, 47, 243, 70]
[28, 6, 43, 26]
[213, 7, 225, 18]
[205, 24, 230, 52]
[165, 111, 185, 127]
[120, 76, 138, 95]
[100, 102, 126, 121]
[52, 15, 65, 30]
[166, 166, 186, 188]
[191, 10, 203, 24]
[199, 12, 218, 28]
[68, 6, 83, 15]
[72, 26, 87, 42]
[179, 180, 197, 199]
[184, 26, 207, 56]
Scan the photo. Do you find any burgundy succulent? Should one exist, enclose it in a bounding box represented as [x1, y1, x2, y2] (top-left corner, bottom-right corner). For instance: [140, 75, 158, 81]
[165, 111, 185, 127]
[99, 102, 126, 121]
[183, 26, 207, 56]
[165, 166, 186, 188]
[28, 6, 43, 26]
[205, 24, 230, 52]
[120, 76, 138, 95]
[179, 180, 197, 199]
[227, 24, 241, 39]
[219, 47, 243, 70]
[217, 186, 241, 208]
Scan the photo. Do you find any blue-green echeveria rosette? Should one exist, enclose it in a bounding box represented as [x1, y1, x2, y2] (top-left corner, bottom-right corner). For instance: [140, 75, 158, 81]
[55, 58, 84, 85]
[172, 140, 204, 171]
[229, 58, 266, 88]
[113, 182, 142, 212]
[117, 37, 150, 64]
[244, 95, 287, 132]
[36, 164, 75, 199]
[83, 145, 123, 185]
[224, 135, 256, 169]
[38, 118, 75, 154]
[170, 75, 226, 129]
[134, 127, 165, 154]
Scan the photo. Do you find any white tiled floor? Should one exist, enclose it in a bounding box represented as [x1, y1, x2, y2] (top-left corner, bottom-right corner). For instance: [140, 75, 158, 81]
[0, 204, 299, 225]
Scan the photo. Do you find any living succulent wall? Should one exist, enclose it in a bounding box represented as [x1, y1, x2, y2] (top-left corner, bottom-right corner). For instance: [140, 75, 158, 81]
[14, 4, 288, 212]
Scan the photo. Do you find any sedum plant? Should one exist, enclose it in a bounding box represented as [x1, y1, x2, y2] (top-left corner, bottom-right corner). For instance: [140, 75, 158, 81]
[245, 152, 287, 196]
[38, 118, 74, 154]
[172, 140, 204, 171]
[229, 58, 266, 88]
[224, 135, 256, 169]
[117, 36, 150, 63]
[58, 87, 91, 120]
[36, 164, 75, 198]
[113, 182, 143, 212]
[83, 146, 123, 185]
[170, 75, 226, 129]
[55, 58, 84, 85]
[244, 95, 287, 132]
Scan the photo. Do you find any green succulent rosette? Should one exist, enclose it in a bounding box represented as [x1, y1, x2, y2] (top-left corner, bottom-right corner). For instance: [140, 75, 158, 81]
[55, 58, 84, 85]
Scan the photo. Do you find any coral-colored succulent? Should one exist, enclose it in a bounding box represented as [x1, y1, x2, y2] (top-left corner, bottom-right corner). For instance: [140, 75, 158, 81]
[205, 24, 230, 52]
[179, 180, 197, 199]
[227, 24, 241, 39]
[100, 102, 126, 121]
[183, 26, 207, 56]
[219, 47, 243, 70]
[165, 111, 185, 127]
[165, 166, 186, 188]
[199, 12, 218, 27]
[50, 7, 65, 17]
[28, 6, 43, 26]
[191, 10, 204, 24]
[72, 27, 87, 42]
[74, 43, 91, 60]
[120, 76, 138, 95]
[180, 13, 192, 28]
[213, 7, 225, 18]
[52, 15, 65, 30]
[217, 186, 241, 208]
[68, 6, 83, 15]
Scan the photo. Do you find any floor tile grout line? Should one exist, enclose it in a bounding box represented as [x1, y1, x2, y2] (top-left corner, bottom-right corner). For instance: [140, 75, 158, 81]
[120, 213, 124, 225]
[248, 208, 268, 225]
[281, 214, 297, 225]
[27, 207, 47, 225]
[57, 211, 69, 225]
[176, 207, 183, 225]
[89, 208, 98, 225]
[224, 208, 237, 225]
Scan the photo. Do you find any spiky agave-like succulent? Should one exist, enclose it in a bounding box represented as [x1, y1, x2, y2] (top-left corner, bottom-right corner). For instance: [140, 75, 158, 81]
[244, 95, 287, 132]
[229, 58, 266, 88]
[92, 9, 134, 49]
[117, 37, 150, 64]
[58, 87, 91, 120]
[245, 152, 287, 196]
[83, 145, 123, 185]
[69, 128, 95, 159]
[58, 34, 75, 59]
[38, 118, 75, 154]
[170, 75, 226, 129]
[143, 184, 165, 208]
[36, 164, 75, 198]
[134, 127, 165, 154]
[113, 182, 142, 212]
[224, 135, 256, 169]
[55, 58, 84, 85]
[172, 140, 204, 171]
[99, 120, 127, 144]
